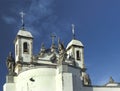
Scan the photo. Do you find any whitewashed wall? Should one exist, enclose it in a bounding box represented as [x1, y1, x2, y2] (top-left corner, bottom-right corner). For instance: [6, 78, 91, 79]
[83, 86, 120, 91]
[16, 68, 56, 91]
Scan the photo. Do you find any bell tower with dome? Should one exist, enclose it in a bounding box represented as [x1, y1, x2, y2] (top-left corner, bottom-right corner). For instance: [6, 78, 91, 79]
[66, 24, 84, 69]
[66, 24, 91, 86]
[14, 12, 33, 63]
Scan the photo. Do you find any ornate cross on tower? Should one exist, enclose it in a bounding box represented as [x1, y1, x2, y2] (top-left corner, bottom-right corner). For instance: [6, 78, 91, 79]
[72, 24, 75, 39]
[51, 34, 56, 45]
[20, 11, 25, 29]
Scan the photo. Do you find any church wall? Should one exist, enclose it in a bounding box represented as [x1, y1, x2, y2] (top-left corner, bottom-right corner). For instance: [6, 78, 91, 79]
[73, 74, 82, 91]
[56, 73, 62, 91]
[69, 67, 82, 91]
[68, 66, 81, 76]
[63, 73, 73, 91]
[3, 83, 15, 91]
[15, 68, 56, 91]
[56, 65, 82, 91]
[83, 86, 120, 91]
[56, 73, 73, 91]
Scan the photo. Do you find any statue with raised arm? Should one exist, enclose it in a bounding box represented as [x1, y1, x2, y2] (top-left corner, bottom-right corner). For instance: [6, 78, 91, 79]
[6, 52, 15, 75]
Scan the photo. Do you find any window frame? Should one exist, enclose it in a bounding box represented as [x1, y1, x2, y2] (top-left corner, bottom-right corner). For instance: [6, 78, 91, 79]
[23, 42, 29, 53]
[76, 50, 80, 60]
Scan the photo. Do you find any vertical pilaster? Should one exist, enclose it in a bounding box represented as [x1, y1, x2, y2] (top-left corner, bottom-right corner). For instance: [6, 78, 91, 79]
[56, 65, 73, 91]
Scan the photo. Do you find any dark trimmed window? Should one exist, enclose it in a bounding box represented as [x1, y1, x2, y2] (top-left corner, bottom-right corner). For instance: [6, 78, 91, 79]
[23, 42, 29, 53]
[76, 50, 80, 60]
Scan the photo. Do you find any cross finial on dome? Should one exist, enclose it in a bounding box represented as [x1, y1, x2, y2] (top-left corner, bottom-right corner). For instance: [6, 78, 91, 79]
[72, 24, 75, 39]
[51, 34, 56, 45]
[50, 34, 56, 52]
[20, 11, 25, 29]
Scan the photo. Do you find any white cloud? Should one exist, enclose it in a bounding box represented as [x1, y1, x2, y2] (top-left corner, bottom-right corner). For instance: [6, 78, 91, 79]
[24, 0, 58, 38]
[2, 16, 16, 24]
[27, 27, 41, 37]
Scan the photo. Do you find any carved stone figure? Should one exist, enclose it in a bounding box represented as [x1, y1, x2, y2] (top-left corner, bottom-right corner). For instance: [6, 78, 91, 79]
[50, 53, 57, 63]
[83, 73, 91, 86]
[58, 41, 67, 64]
[6, 52, 15, 75]
[39, 43, 46, 57]
[16, 62, 22, 73]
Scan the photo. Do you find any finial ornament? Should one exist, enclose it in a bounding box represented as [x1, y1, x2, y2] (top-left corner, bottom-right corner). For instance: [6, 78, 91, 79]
[50, 34, 56, 52]
[51, 34, 56, 45]
[20, 11, 25, 29]
[72, 24, 75, 39]
[109, 76, 114, 83]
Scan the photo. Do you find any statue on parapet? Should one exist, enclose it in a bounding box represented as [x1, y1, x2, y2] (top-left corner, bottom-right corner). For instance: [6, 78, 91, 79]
[58, 39, 67, 64]
[6, 52, 16, 75]
[83, 73, 91, 86]
[39, 43, 46, 57]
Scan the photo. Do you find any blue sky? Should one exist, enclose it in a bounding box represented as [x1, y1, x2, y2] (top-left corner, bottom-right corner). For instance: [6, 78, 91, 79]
[1, 0, 120, 90]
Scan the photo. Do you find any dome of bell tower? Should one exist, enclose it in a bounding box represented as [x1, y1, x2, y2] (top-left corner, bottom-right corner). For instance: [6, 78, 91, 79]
[17, 29, 33, 38]
[66, 39, 84, 50]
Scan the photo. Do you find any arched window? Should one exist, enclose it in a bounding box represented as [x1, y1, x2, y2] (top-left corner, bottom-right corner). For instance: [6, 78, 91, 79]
[23, 42, 29, 53]
[76, 50, 80, 60]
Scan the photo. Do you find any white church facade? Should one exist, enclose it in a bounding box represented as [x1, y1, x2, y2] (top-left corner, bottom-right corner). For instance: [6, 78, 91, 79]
[3, 13, 120, 91]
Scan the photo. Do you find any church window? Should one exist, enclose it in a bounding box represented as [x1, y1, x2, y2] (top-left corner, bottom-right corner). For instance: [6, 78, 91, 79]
[23, 42, 29, 53]
[76, 50, 80, 60]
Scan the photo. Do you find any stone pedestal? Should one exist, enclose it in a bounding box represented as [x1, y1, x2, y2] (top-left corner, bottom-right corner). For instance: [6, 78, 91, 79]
[6, 75, 14, 83]
[3, 83, 15, 91]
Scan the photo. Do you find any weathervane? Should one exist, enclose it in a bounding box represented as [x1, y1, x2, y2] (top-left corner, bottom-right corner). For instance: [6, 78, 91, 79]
[72, 24, 75, 39]
[20, 11, 25, 29]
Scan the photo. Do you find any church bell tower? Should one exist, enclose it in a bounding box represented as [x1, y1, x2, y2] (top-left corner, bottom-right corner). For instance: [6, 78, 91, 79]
[66, 24, 84, 69]
[14, 12, 33, 63]
[66, 24, 91, 85]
